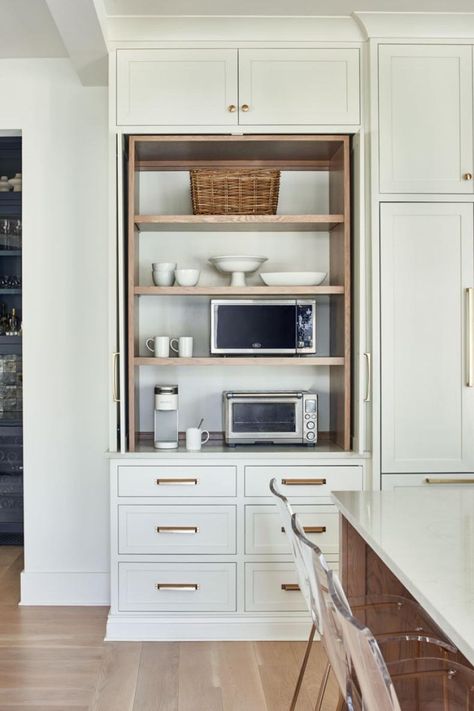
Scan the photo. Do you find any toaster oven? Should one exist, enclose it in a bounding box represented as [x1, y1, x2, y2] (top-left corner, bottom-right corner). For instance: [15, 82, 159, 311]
[223, 390, 318, 446]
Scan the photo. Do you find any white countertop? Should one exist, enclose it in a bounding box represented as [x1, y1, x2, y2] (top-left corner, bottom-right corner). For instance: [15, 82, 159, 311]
[332, 490, 474, 665]
[108, 443, 369, 460]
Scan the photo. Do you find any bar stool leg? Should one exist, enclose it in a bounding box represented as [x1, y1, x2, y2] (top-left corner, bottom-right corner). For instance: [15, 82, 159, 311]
[314, 660, 331, 711]
[290, 623, 316, 711]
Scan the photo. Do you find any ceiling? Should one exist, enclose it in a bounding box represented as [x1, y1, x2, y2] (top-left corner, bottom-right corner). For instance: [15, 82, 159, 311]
[103, 0, 474, 15]
[0, 0, 66, 58]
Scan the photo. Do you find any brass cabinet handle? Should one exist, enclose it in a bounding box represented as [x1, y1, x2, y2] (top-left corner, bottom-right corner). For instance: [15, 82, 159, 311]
[364, 352, 372, 402]
[227, 104, 237, 112]
[425, 477, 474, 485]
[156, 478, 198, 485]
[281, 478, 326, 486]
[463, 172, 473, 180]
[281, 525, 326, 534]
[155, 583, 199, 591]
[281, 583, 300, 591]
[156, 526, 199, 534]
[112, 352, 120, 403]
[467, 288, 474, 387]
[241, 104, 250, 112]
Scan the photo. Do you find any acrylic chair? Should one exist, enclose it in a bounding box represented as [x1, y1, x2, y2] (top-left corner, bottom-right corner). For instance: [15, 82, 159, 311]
[328, 568, 474, 711]
[269, 478, 457, 711]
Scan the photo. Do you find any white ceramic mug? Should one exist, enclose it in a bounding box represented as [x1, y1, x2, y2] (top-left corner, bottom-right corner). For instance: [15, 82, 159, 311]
[186, 427, 210, 451]
[170, 336, 193, 358]
[146, 336, 170, 358]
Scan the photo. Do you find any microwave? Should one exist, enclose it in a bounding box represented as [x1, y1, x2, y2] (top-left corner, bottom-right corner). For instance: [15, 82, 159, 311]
[223, 391, 318, 446]
[211, 299, 316, 355]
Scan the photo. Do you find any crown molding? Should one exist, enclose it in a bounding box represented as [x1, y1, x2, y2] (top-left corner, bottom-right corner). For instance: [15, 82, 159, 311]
[105, 16, 365, 44]
[353, 11, 474, 39]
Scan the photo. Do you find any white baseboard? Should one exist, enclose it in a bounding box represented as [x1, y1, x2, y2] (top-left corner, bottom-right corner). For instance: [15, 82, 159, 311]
[106, 613, 316, 641]
[20, 571, 110, 605]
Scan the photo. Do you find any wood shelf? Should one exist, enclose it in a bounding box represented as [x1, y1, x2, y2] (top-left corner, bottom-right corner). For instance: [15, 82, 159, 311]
[134, 214, 344, 232]
[134, 285, 344, 296]
[134, 356, 344, 367]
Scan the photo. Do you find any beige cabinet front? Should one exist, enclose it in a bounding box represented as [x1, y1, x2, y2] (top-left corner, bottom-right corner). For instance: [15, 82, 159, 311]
[380, 203, 474, 473]
[116, 49, 238, 126]
[379, 44, 473, 194]
[238, 48, 360, 125]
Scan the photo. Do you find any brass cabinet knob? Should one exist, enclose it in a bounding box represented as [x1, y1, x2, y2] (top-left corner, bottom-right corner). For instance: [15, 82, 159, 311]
[241, 104, 250, 112]
[464, 172, 473, 180]
[227, 104, 237, 113]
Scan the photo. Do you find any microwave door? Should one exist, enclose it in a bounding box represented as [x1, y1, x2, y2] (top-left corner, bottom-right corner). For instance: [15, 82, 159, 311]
[229, 398, 303, 441]
[212, 301, 297, 354]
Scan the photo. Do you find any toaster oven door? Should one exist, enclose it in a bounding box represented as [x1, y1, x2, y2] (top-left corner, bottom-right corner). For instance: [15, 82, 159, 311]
[226, 395, 303, 443]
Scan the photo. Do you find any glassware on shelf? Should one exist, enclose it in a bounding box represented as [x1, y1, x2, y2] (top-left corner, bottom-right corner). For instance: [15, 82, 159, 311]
[0, 219, 11, 249]
[6, 308, 20, 336]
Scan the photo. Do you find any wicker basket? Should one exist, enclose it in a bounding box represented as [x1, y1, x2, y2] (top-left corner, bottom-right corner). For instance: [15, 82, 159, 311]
[190, 169, 280, 215]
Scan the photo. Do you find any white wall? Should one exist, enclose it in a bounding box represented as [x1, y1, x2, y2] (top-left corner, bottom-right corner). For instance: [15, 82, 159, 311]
[0, 59, 109, 604]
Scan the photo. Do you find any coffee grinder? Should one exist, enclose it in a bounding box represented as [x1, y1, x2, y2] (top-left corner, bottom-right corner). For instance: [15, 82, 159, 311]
[154, 385, 179, 449]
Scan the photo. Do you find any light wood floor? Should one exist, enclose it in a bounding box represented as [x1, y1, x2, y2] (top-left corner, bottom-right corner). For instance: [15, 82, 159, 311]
[0, 547, 338, 710]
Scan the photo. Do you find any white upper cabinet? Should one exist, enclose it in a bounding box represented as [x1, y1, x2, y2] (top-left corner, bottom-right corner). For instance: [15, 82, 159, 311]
[379, 45, 474, 194]
[380, 203, 474, 473]
[116, 49, 238, 126]
[116, 48, 360, 127]
[238, 49, 360, 125]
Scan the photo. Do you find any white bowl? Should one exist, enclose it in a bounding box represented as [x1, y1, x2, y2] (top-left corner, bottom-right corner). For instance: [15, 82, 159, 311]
[209, 255, 268, 286]
[152, 271, 175, 287]
[260, 271, 327, 287]
[175, 268, 200, 287]
[152, 262, 177, 271]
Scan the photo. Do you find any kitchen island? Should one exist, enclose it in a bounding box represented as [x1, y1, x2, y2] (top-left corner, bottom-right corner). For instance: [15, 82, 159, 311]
[332, 489, 474, 665]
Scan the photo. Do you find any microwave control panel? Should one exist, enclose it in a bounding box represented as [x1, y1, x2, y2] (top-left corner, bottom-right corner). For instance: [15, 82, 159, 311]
[303, 394, 318, 444]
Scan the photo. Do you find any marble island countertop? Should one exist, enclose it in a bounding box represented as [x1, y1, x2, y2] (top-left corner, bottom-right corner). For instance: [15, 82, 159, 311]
[332, 489, 474, 664]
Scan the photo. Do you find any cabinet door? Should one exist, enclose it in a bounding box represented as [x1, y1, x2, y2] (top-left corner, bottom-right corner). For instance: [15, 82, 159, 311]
[380, 203, 474, 473]
[116, 49, 238, 126]
[238, 49, 360, 125]
[379, 45, 473, 194]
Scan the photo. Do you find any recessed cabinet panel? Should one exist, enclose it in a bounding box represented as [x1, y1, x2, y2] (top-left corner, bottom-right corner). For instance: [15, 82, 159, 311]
[116, 49, 238, 126]
[238, 49, 360, 126]
[379, 45, 473, 193]
[118, 505, 236, 555]
[245, 505, 339, 555]
[380, 203, 474, 472]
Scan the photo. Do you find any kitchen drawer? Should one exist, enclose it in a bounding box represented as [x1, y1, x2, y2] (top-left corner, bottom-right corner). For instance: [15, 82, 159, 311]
[245, 466, 363, 498]
[382, 473, 474, 491]
[245, 561, 338, 613]
[118, 562, 236, 612]
[245, 505, 338, 556]
[118, 505, 236, 555]
[117, 466, 236, 497]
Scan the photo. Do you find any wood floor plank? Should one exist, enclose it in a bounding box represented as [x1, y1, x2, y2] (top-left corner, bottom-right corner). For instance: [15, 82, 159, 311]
[255, 640, 317, 711]
[214, 642, 268, 711]
[89, 642, 141, 711]
[132, 642, 179, 711]
[0, 549, 23, 604]
[178, 642, 223, 711]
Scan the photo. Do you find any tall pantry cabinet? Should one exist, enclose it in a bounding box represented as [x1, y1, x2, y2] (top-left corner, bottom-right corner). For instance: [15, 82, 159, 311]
[376, 44, 474, 487]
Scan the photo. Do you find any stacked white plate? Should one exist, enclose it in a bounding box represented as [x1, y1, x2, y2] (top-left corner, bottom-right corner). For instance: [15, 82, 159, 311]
[260, 271, 327, 286]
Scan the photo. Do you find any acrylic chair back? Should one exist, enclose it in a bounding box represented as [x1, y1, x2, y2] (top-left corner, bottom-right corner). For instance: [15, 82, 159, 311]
[328, 569, 402, 711]
[269, 478, 320, 628]
[291, 513, 352, 697]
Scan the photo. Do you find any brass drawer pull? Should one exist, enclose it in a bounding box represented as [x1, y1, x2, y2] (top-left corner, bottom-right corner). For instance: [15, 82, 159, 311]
[156, 526, 199, 534]
[156, 478, 198, 485]
[281, 583, 300, 592]
[281, 525, 326, 534]
[155, 583, 199, 591]
[425, 478, 474, 485]
[281, 478, 326, 486]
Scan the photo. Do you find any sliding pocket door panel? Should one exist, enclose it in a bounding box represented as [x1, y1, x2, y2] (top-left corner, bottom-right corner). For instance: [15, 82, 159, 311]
[380, 203, 474, 472]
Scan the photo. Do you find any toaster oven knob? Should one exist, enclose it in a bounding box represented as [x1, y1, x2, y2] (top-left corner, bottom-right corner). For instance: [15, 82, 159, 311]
[307, 421, 315, 429]
[306, 431, 315, 441]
